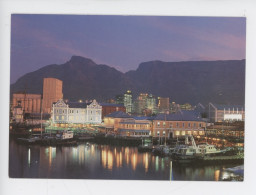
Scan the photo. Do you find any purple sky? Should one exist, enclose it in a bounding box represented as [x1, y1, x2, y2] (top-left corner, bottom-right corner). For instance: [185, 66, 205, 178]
[11, 14, 246, 84]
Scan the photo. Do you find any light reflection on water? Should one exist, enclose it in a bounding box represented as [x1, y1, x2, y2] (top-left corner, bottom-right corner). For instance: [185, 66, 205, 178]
[9, 140, 243, 180]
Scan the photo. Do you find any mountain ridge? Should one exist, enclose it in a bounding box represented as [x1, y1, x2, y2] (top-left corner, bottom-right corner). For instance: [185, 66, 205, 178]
[10, 56, 245, 105]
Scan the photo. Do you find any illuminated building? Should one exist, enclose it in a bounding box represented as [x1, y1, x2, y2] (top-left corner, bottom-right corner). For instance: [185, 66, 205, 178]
[208, 103, 245, 123]
[103, 111, 152, 136]
[12, 101, 24, 123]
[124, 90, 132, 114]
[179, 103, 193, 110]
[146, 94, 157, 114]
[158, 97, 170, 114]
[134, 93, 148, 114]
[133, 93, 157, 115]
[152, 110, 206, 138]
[52, 99, 102, 126]
[12, 92, 41, 114]
[115, 94, 124, 105]
[42, 78, 63, 113]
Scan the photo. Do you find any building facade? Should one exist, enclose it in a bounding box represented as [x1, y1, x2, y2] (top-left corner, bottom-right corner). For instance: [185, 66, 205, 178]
[12, 93, 41, 114]
[42, 78, 63, 113]
[152, 110, 206, 138]
[208, 103, 245, 123]
[124, 90, 132, 113]
[52, 99, 102, 126]
[12, 101, 24, 123]
[158, 97, 170, 114]
[100, 103, 126, 119]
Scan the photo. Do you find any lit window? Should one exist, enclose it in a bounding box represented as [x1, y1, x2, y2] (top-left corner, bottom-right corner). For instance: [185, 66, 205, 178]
[157, 131, 160, 136]
[163, 122, 166, 127]
[157, 122, 160, 126]
[62, 116, 64, 120]
[56, 116, 59, 120]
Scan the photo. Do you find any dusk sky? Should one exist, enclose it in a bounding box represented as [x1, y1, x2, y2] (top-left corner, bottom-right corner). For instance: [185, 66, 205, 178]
[11, 14, 246, 84]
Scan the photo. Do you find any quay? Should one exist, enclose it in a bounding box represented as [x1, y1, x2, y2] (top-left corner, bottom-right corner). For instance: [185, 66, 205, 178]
[197, 154, 244, 165]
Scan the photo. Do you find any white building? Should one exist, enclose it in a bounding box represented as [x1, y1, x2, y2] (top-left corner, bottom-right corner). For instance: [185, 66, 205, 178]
[52, 99, 102, 125]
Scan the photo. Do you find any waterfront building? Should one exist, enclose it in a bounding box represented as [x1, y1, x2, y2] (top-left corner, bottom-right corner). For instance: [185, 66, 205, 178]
[124, 90, 132, 113]
[42, 78, 63, 114]
[208, 103, 245, 123]
[117, 116, 152, 137]
[103, 111, 133, 131]
[205, 121, 244, 141]
[52, 99, 102, 127]
[12, 101, 24, 123]
[100, 103, 126, 119]
[12, 92, 41, 114]
[152, 110, 206, 138]
[157, 97, 170, 114]
[103, 111, 152, 136]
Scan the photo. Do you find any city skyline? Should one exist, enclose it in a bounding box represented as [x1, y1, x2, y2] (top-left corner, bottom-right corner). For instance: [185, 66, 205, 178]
[11, 15, 246, 83]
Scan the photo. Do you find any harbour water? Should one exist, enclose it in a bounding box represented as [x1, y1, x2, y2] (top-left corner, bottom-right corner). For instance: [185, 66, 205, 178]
[9, 138, 242, 181]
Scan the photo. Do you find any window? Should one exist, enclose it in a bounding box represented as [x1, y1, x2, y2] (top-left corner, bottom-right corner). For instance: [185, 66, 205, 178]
[170, 123, 173, 128]
[57, 110, 59, 113]
[63, 110, 65, 114]
[157, 131, 160, 136]
[182, 123, 185, 128]
[199, 123, 202, 127]
[56, 116, 59, 120]
[62, 116, 64, 120]
[157, 122, 160, 127]
[176, 122, 179, 127]
[194, 123, 196, 128]
[163, 122, 166, 127]
[188, 123, 191, 127]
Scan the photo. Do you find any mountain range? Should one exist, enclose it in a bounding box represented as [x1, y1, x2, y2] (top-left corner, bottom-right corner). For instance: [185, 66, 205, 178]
[10, 56, 245, 105]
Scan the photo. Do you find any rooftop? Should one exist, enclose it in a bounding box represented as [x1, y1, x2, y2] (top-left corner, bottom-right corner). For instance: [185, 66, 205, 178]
[153, 110, 203, 121]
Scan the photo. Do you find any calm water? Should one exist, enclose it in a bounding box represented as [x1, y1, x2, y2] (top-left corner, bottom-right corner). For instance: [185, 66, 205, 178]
[9, 139, 241, 180]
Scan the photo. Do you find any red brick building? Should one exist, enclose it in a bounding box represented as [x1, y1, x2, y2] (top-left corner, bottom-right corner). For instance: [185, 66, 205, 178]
[100, 103, 126, 119]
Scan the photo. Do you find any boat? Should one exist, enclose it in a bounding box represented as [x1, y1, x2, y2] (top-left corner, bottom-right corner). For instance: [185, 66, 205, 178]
[138, 143, 153, 152]
[197, 143, 226, 156]
[56, 130, 74, 140]
[171, 135, 202, 163]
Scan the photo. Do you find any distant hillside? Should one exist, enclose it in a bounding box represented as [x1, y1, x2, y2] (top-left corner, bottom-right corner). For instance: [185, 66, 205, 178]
[126, 59, 245, 105]
[10, 56, 245, 105]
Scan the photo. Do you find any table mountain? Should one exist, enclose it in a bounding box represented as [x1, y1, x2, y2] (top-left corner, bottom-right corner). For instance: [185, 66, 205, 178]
[10, 56, 245, 105]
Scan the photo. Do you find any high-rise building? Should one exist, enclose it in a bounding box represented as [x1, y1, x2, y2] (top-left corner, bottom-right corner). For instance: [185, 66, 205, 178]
[135, 93, 148, 114]
[12, 92, 41, 114]
[115, 94, 124, 105]
[146, 94, 157, 114]
[42, 78, 63, 113]
[158, 97, 170, 114]
[124, 90, 132, 113]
